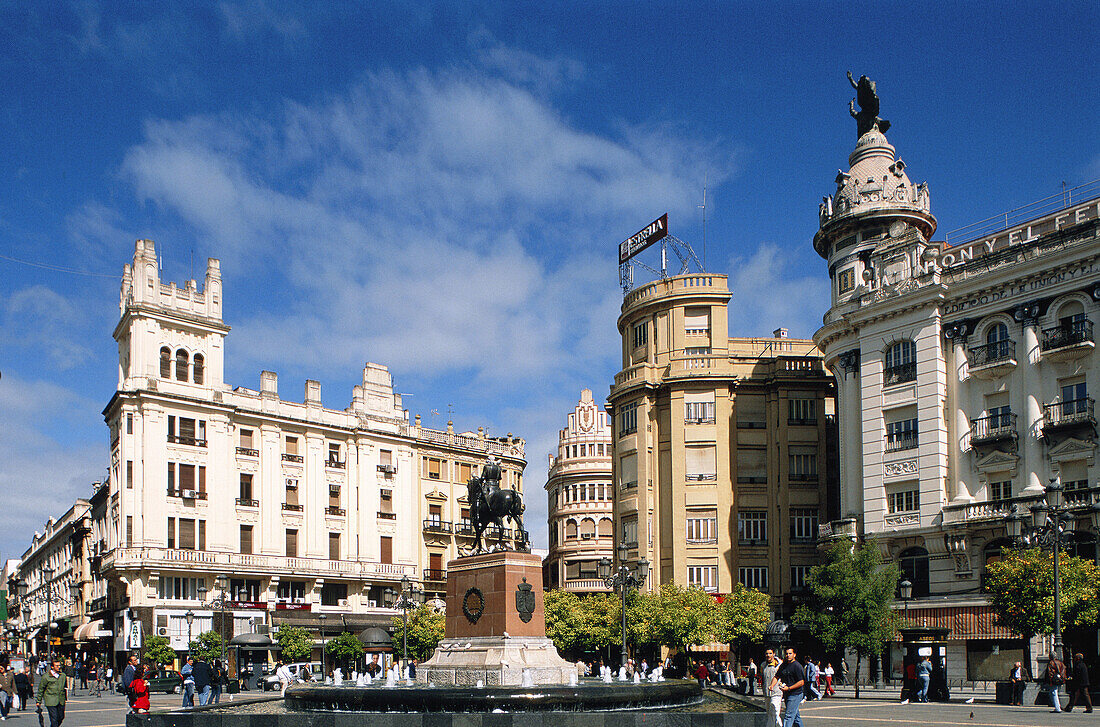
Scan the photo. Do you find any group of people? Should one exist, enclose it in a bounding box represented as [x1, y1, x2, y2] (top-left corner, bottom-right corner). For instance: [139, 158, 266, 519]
[174, 654, 227, 707]
[1043, 652, 1092, 713]
[0, 663, 35, 719]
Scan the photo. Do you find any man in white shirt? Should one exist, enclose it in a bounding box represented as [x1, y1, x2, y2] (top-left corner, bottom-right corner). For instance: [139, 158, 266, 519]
[274, 662, 293, 691]
[762, 648, 783, 727]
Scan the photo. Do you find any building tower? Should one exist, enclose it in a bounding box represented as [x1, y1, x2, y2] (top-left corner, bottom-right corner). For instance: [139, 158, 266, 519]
[544, 389, 613, 592]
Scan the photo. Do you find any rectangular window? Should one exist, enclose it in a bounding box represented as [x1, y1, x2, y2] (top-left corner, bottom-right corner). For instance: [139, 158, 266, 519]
[126, 460, 133, 490]
[126, 515, 133, 546]
[178, 518, 196, 550]
[285, 529, 298, 558]
[621, 517, 638, 546]
[686, 510, 717, 544]
[684, 307, 710, 336]
[789, 450, 818, 481]
[619, 452, 638, 489]
[738, 511, 768, 543]
[428, 503, 442, 522]
[285, 478, 299, 506]
[687, 565, 719, 592]
[126, 413, 134, 434]
[240, 428, 254, 449]
[285, 436, 299, 456]
[736, 447, 767, 483]
[328, 532, 341, 560]
[157, 577, 201, 600]
[685, 392, 716, 424]
[788, 398, 817, 424]
[887, 489, 920, 514]
[738, 566, 769, 591]
[239, 525, 253, 555]
[790, 508, 819, 542]
[632, 320, 648, 349]
[198, 519, 206, 550]
[456, 462, 474, 483]
[230, 578, 261, 602]
[320, 582, 348, 606]
[619, 402, 638, 435]
[886, 417, 919, 452]
[239, 474, 254, 502]
[685, 445, 717, 481]
[989, 480, 1011, 502]
[198, 465, 205, 493]
[791, 565, 812, 590]
[179, 464, 196, 492]
[329, 484, 341, 508]
[276, 580, 306, 600]
[380, 536, 392, 564]
[736, 395, 766, 429]
[425, 457, 443, 480]
[838, 268, 855, 294]
[380, 490, 394, 514]
[328, 442, 341, 463]
[167, 463, 176, 492]
[167, 517, 175, 549]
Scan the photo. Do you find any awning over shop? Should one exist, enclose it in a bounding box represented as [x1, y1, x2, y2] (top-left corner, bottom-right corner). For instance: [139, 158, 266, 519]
[73, 620, 112, 641]
[893, 605, 1016, 640]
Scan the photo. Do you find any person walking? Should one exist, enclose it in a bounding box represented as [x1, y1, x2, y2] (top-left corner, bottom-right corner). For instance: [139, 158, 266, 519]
[840, 657, 850, 687]
[15, 666, 33, 712]
[1046, 653, 1068, 713]
[802, 657, 820, 701]
[192, 657, 213, 706]
[129, 665, 150, 714]
[693, 660, 709, 688]
[121, 654, 139, 712]
[763, 648, 783, 727]
[747, 658, 758, 696]
[211, 660, 225, 704]
[915, 655, 932, 702]
[181, 656, 195, 706]
[823, 662, 836, 696]
[1066, 653, 1093, 713]
[35, 658, 67, 727]
[1008, 661, 1028, 706]
[78, 658, 88, 692]
[0, 664, 16, 721]
[776, 647, 806, 727]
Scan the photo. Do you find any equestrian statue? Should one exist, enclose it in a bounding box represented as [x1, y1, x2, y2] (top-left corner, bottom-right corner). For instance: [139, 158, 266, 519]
[848, 70, 890, 138]
[465, 457, 530, 554]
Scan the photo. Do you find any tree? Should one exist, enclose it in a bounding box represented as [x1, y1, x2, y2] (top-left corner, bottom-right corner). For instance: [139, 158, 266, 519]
[325, 630, 364, 671]
[545, 591, 619, 656]
[794, 541, 900, 698]
[142, 634, 177, 667]
[390, 603, 445, 661]
[715, 583, 772, 649]
[274, 625, 314, 663]
[645, 583, 723, 653]
[188, 630, 225, 663]
[984, 547, 1100, 667]
[545, 590, 585, 653]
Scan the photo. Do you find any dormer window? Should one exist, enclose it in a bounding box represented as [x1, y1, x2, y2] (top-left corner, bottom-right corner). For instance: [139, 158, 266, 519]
[175, 349, 189, 381]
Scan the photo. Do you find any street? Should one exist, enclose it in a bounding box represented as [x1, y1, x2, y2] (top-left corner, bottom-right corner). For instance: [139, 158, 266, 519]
[1, 688, 259, 727]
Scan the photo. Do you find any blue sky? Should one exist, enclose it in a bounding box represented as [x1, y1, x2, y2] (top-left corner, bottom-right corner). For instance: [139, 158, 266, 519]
[1, 1, 1098, 558]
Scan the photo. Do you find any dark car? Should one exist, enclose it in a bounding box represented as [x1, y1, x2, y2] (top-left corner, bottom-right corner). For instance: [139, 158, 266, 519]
[145, 669, 183, 694]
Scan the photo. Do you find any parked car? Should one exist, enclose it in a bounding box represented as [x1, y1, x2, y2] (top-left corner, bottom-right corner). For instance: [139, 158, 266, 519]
[262, 662, 323, 691]
[145, 669, 184, 694]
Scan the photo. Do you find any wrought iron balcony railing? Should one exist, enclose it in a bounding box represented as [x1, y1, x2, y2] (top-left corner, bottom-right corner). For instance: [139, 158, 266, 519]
[423, 568, 447, 582]
[235, 447, 259, 457]
[884, 362, 917, 386]
[970, 412, 1018, 444]
[1043, 397, 1096, 429]
[1041, 319, 1093, 351]
[423, 519, 453, 533]
[885, 434, 918, 452]
[969, 339, 1016, 367]
[282, 453, 304, 463]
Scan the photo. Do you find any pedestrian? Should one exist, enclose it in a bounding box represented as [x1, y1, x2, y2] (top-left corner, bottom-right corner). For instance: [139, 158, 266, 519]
[1008, 661, 1028, 706]
[407, 659, 417, 681]
[1066, 652, 1092, 713]
[762, 648, 783, 727]
[824, 662, 836, 696]
[35, 658, 67, 727]
[802, 656, 821, 700]
[0, 663, 15, 720]
[693, 660, 709, 688]
[15, 666, 33, 711]
[121, 654, 139, 712]
[1045, 653, 1067, 713]
[181, 656, 195, 707]
[915, 655, 932, 702]
[192, 657, 213, 706]
[840, 657, 850, 686]
[78, 658, 88, 691]
[211, 660, 224, 704]
[776, 647, 806, 727]
[129, 665, 150, 714]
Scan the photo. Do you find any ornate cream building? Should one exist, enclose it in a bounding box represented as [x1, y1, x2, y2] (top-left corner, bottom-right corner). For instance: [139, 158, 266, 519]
[812, 105, 1100, 677]
[544, 389, 613, 593]
[11, 239, 527, 669]
[608, 274, 838, 609]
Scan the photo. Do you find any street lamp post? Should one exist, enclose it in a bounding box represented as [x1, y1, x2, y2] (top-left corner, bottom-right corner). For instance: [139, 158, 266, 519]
[598, 543, 649, 671]
[43, 567, 54, 661]
[384, 575, 423, 676]
[318, 614, 328, 678]
[197, 576, 233, 669]
[185, 610, 195, 656]
[899, 579, 913, 623]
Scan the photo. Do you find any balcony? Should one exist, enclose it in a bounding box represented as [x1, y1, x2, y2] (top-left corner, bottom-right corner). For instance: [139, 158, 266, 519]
[423, 568, 447, 583]
[101, 546, 416, 580]
[235, 447, 259, 457]
[1041, 320, 1094, 361]
[282, 503, 303, 512]
[1043, 398, 1096, 433]
[455, 520, 475, 536]
[326, 459, 346, 470]
[885, 434, 918, 453]
[970, 412, 1018, 445]
[376, 511, 396, 520]
[563, 579, 610, 592]
[377, 464, 397, 475]
[325, 506, 346, 517]
[968, 340, 1017, 379]
[788, 417, 818, 426]
[685, 473, 717, 482]
[884, 362, 917, 386]
[282, 453, 304, 463]
[685, 417, 716, 425]
[789, 472, 819, 484]
[235, 498, 259, 507]
[167, 487, 207, 500]
[168, 435, 207, 447]
[423, 519, 453, 534]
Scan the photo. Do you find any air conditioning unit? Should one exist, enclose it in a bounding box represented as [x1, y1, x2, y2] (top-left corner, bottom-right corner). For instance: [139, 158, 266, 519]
[366, 600, 377, 608]
[581, 533, 593, 540]
[156, 627, 170, 637]
[181, 489, 197, 499]
[337, 598, 349, 607]
[380, 464, 396, 474]
[329, 485, 341, 495]
[285, 478, 298, 489]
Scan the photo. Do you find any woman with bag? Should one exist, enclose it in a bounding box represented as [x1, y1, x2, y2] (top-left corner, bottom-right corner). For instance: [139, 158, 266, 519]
[1046, 654, 1068, 713]
[129, 665, 150, 714]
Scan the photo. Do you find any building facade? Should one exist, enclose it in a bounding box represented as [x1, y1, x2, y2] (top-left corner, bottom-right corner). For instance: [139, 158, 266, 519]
[9, 239, 527, 670]
[608, 274, 838, 610]
[544, 389, 613, 593]
[812, 113, 1100, 677]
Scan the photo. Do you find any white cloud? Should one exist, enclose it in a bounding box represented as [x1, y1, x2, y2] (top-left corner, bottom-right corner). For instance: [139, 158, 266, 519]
[1, 286, 96, 370]
[726, 242, 829, 340]
[468, 31, 584, 95]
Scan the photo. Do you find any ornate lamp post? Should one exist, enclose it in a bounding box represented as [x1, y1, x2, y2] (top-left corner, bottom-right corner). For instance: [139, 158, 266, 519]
[184, 610, 195, 655]
[318, 614, 328, 677]
[598, 543, 649, 670]
[385, 575, 423, 675]
[15, 569, 73, 661]
[899, 578, 913, 623]
[197, 575, 234, 668]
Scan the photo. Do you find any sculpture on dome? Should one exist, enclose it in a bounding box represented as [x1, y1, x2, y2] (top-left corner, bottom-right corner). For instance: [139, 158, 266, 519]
[848, 71, 891, 138]
[465, 457, 529, 554]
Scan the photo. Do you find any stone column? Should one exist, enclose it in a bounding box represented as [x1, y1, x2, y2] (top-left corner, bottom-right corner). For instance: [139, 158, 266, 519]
[1022, 323, 1045, 495]
[950, 339, 973, 503]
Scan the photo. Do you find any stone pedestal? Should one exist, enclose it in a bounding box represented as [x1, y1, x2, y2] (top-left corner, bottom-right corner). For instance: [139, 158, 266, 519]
[418, 551, 575, 686]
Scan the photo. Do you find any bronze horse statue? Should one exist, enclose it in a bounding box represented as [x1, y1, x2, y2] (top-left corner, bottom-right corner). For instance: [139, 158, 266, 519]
[466, 458, 529, 553]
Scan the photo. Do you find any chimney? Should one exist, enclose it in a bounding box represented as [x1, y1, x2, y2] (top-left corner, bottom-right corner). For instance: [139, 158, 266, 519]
[260, 371, 279, 400]
[773, 328, 789, 339]
[305, 380, 322, 405]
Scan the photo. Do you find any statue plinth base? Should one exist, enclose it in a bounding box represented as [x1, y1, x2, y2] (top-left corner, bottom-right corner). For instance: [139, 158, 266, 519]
[418, 551, 575, 686]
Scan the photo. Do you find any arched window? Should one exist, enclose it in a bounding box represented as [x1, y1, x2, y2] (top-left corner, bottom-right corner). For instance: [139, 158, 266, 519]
[193, 354, 205, 384]
[565, 520, 578, 539]
[579, 518, 596, 539]
[986, 323, 1009, 345]
[175, 349, 189, 381]
[884, 341, 917, 385]
[898, 546, 930, 598]
[598, 518, 613, 537]
[159, 347, 172, 378]
[984, 322, 1012, 363]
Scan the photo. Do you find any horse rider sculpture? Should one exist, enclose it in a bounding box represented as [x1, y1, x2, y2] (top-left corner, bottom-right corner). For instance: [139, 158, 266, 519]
[465, 457, 530, 554]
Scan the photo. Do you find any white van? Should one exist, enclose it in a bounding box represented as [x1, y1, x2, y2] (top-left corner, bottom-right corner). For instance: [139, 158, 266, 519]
[263, 662, 323, 691]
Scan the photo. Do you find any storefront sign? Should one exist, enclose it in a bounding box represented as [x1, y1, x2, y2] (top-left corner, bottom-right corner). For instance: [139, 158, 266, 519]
[275, 602, 312, 611]
[619, 213, 668, 264]
[229, 600, 269, 610]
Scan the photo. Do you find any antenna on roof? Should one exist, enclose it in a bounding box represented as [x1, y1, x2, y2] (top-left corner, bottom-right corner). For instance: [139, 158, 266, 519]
[698, 173, 708, 271]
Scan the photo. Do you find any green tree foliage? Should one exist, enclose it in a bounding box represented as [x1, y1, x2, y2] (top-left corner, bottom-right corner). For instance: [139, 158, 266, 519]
[545, 591, 618, 654]
[188, 630, 225, 663]
[325, 630, 364, 669]
[985, 547, 1100, 664]
[640, 583, 723, 652]
[274, 625, 314, 663]
[794, 541, 899, 698]
[142, 634, 177, 666]
[390, 604, 445, 661]
[715, 583, 772, 646]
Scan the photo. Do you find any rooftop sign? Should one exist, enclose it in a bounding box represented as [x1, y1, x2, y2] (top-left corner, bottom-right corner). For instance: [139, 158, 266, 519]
[619, 214, 668, 264]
